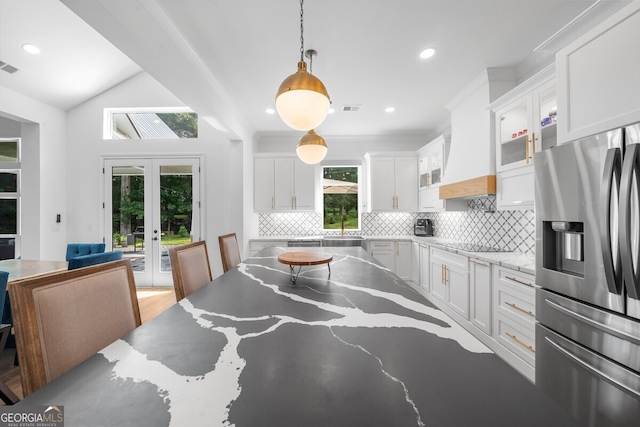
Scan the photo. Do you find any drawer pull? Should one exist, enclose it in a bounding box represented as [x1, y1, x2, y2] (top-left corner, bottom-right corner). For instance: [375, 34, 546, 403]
[505, 301, 534, 317]
[506, 332, 535, 353]
[505, 275, 534, 288]
[470, 259, 489, 267]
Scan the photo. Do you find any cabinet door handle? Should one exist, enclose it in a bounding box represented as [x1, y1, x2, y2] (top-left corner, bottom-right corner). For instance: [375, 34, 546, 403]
[470, 259, 489, 267]
[525, 135, 530, 164]
[397, 243, 400, 256]
[505, 301, 534, 317]
[294, 196, 297, 210]
[506, 332, 535, 353]
[505, 275, 534, 288]
[272, 196, 274, 210]
[441, 264, 445, 284]
[530, 132, 536, 162]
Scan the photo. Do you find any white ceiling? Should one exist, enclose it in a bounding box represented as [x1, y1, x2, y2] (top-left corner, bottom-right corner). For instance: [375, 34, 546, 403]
[0, 0, 629, 138]
[0, 0, 141, 111]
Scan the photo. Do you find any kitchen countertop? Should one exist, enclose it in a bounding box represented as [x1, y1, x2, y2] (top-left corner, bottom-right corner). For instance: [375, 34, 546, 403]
[251, 236, 536, 275]
[20, 247, 581, 426]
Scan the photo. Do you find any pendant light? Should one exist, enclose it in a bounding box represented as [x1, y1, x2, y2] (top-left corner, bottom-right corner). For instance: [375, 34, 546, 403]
[296, 130, 328, 164]
[275, 0, 330, 131]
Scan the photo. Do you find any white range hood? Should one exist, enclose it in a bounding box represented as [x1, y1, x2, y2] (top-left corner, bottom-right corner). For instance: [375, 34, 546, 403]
[440, 68, 517, 199]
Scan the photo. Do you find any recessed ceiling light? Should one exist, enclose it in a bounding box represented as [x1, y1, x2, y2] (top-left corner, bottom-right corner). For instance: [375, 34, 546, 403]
[22, 43, 40, 54]
[385, 107, 396, 113]
[419, 47, 436, 59]
[265, 108, 276, 114]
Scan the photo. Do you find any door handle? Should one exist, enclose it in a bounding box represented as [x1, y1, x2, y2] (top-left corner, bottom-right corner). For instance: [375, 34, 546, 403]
[619, 143, 640, 299]
[601, 147, 623, 294]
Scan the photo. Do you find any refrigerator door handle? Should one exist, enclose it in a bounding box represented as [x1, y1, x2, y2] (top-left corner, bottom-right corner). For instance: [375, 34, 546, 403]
[619, 143, 640, 299]
[601, 147, 623, 294]
[544, 336, 640, 399]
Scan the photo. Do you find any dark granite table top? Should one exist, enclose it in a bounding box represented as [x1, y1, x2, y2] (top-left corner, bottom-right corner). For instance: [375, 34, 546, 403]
[19, 247, 582, 426]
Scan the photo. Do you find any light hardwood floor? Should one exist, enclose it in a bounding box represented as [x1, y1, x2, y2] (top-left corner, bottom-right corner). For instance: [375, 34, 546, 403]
[0, 287, 177, 403]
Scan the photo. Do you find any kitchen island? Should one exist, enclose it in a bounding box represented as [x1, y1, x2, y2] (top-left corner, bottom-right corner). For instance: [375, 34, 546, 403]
[18, 247, 580, 426]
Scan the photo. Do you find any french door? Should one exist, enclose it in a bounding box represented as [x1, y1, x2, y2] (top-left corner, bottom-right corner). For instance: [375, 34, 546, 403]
[103, 157, 201, 287]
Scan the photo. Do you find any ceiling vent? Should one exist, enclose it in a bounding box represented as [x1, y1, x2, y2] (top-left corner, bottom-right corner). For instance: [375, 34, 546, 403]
[0, 61, 19, 74]
[341, 105, 362, 112]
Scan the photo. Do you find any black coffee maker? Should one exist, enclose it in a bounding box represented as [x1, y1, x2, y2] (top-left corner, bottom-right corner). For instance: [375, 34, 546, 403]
[414, 218, 433, 236]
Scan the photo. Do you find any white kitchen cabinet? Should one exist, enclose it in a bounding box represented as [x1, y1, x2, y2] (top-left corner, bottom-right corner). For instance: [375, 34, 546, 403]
[254, 156, 315, 212]
[368, 240, 412, 280]
[418, 136, 448, 189]
[469, 258, 492, 335]
[365, 153, 418, 212]
[368, 240, 395, 272]
[395, 241, 412, 281]
[411, 241, 420, 285]
[495, 166, 534, 210]
[557, 2, 640, 143]
[419, 244, 430, 292]
[430, 248, 469, 319]
[418, 187, 467, 212]
[490, 66, 555, 211]
[493, 266, 536, 372]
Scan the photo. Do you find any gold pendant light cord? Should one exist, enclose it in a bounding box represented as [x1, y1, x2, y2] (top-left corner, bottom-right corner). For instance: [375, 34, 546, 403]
[299, 0, 305, 62]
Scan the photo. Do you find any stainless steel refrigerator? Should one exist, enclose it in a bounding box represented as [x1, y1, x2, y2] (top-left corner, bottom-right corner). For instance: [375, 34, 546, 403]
[535, 123, 640, 427]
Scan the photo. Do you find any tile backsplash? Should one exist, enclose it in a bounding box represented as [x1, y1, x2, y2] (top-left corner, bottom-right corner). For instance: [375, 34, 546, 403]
[258, 196, 535, 254]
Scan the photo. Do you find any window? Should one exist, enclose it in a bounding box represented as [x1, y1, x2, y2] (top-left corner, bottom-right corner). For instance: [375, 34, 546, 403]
[0, 138, 20, 259]
[104, 108, 198, 139]
[323, 166, 359, 231]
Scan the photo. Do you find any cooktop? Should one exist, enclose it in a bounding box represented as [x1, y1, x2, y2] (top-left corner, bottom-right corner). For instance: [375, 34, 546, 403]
[444, 242, 510, 252]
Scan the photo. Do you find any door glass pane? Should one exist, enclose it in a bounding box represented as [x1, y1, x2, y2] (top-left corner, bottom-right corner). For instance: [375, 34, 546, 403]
[0, 140, 18, 162]
[500, 102, 528, 166]
[0, 172, 18, 192]
[539, 86, 558, 150]
[111, 165, 146, 272]
[159, 165, 193, 272]
[0, 199, 17, 233]
[430, 150, 443, 185]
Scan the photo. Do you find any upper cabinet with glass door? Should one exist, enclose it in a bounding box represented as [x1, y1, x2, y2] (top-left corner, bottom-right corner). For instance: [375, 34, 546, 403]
[494, 67, 556, 173]
[418, 135, 448, 190]
[490, 65, 555, 210]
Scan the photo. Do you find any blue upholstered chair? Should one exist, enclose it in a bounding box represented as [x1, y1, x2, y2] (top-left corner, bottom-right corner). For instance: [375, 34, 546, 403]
[0, 271, 20, 404]
[65, 243, 106, 262]
[67, 250, 123, 270]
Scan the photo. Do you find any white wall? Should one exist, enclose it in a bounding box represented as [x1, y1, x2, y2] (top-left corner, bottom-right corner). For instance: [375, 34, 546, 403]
[65, 72, 248, 278]
[0, 86, 67, 260]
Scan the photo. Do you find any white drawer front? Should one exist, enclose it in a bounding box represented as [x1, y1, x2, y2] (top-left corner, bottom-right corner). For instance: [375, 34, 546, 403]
[496, 313, 536, 367]
[495, 282, 536, 329]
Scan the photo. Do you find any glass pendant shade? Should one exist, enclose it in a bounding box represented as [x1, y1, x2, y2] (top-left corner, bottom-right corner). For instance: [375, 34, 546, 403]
[276, 61, 330, 131]
[296, 130, 328, 165]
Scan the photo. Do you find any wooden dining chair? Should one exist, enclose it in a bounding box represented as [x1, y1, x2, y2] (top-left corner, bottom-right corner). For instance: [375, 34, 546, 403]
[169, 241, 212, 301]
[9, 259, 141, 396]
[218, 233, 241, 273]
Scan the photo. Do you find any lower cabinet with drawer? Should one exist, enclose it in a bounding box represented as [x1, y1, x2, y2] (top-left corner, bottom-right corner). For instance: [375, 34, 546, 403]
[492, 266, 536, 381]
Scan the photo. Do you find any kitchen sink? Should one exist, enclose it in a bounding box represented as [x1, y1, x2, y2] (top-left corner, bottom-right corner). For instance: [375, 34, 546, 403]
[322, 236, 364, 247]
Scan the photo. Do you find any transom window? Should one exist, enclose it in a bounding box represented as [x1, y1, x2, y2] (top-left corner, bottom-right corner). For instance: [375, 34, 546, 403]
[104, 108, 198, 139]
[322, 166, 360, 231]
